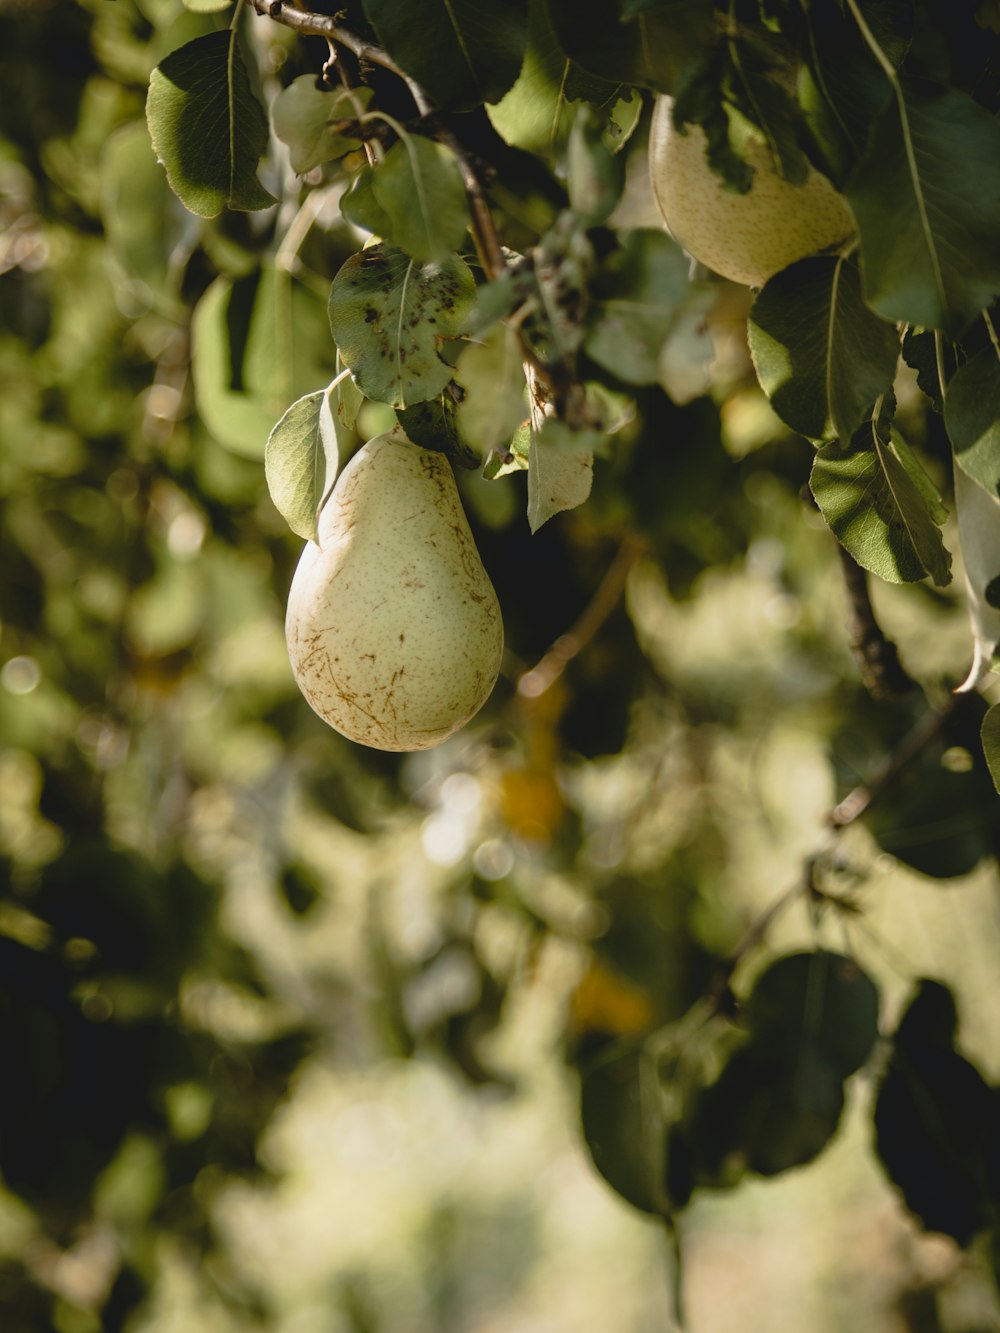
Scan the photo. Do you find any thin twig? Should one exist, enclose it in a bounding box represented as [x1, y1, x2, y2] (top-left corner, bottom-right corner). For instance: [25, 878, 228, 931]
[828, 700, 956, 826]
[517, 533, 646, 699]
[245, 0, 408, 78]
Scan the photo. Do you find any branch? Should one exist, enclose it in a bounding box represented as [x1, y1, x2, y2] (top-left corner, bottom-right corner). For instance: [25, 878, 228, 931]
[517, 533, 645, 699]
[828, 699, 955, 827]
[835, 545, 916, 700]
[244, 0, 408, 78]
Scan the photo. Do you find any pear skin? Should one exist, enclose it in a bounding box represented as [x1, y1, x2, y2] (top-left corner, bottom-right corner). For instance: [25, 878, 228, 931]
[649, 97, 855, 288]
[285, 431, 504, 751]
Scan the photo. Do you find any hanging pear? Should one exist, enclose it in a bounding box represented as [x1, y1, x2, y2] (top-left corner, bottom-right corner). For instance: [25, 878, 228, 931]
[285, 431, 504, 751]
[648, 96, 855, 288]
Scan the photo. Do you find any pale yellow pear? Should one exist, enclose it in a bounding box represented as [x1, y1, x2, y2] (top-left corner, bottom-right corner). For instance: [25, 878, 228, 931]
[648, 96, 855, 287]
[285, 431, 504, 751]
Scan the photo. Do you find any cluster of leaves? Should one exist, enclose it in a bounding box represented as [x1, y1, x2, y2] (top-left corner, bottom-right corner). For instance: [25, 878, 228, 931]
[2, 0, 1000, 1327]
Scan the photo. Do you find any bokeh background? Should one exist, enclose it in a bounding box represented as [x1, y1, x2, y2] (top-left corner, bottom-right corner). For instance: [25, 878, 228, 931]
[2, 2, 1000, 1331]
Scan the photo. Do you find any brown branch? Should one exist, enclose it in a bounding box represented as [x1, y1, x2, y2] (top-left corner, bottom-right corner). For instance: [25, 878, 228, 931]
[245, 0, 408, 78]
[517, 533, 646, 699]
[836, 545, 915, 700]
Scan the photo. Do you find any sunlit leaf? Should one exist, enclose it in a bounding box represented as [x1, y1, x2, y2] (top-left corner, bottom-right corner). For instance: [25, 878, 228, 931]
[952, 462, 1000, 692]
[272, 78, 371, 175]
[527, 418, 599, 531]
[328, 243, 475, 408]
[192, 265, 334, 457]
[264, 389, 339, 541]
[983, 703, 1000, 794]
[810, 423, 951, 587]
[370, 135, 469, 263]
[146, 30, 276, 218]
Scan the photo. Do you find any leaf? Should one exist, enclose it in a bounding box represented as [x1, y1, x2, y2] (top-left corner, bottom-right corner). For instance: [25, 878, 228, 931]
[454, 324, 526, 453]
[579, 1048, 663, 1215]
[585, 228, 700, 387]
[566, 107, 624, 225]
[146, 30, 276, 218]
[983, 704, 1000, 795]
[264, 389, 339, 542]
[748, 257, 900, 443]
[875, 980, 994, 1245]
[272, 78, 371, 175]
[527, 418, 599, 532]
[328, 243, 475, 408]
[370, 136, 469, 264]
[182, 0, 233, 11]
[340, 166, 393, 237]
[191, 265, 334, 457]
[810, 424, 952, 587]
[486, 0, 621, 157]
[944, 342, 1000, 497]
[547, 0, 715, 96]
[100, 119, 180, 309]
[484, 421, 531, 479]
[362, 0, 527, 111]
[744, 951, 880, 1079]
[952, 462, 1000, 692]
[846, 89, 1000, 333]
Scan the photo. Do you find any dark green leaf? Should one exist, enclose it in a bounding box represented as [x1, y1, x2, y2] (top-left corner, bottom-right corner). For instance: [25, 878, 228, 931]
[272, 78, 372, 175]
[395, 396, 460, 454]
[875, 980, 993, 1244]
[191, 265, 334, 457]
[579, 1048, 663, 1215]
[810, 424, 952, 587]
[370, 136, 469, 263]
[748, 256, 900, 442]
[847, 89, 1000, 333]
[547, 0, 715, 96]
[944, 343, 1000, 496]
[744, 951, 880, 1079]
[264, 388, 339, 541]
[983, 703, 1000, 795]
[146, 31, 276, 218]
[328, 243, 475, 408]
[363, 0, 527, 111]
[341, 166, 393, 237]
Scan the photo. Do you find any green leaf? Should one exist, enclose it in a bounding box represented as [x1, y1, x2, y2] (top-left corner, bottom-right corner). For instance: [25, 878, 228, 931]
[454, 325, 527, 454]
[272, 78, 371, 175]
[484, 421, 531, 479]
[547, 0, 715, 96]
[579, 1048, 663, 1216]
[944, 343, 1000, 497]
[953, 462, 1000, 692]
[875, 980, 994, 1245]
[744, 951, 880, 1080]
[264, 389, 340, 542]
[846, 89, 1000, 333]
[486, 0, 621, 157]
[100, 119, 179, 308]
[362, 0, 527, 111]
[146, 30, 276, 218]
[567, 107, 624, 226]
[370, 136, 469, 264]
[341, 166, 393, 237]
[191, 265, 334, 457]
[584, 228, 699, 387]
[748, 256, 900, 443]
[527, 418, 599, 532]
[328, 243, 475, 408]
[182, 0, 233, 10]
[810, 424, 952, 587]
[983, 704, 1000, 795]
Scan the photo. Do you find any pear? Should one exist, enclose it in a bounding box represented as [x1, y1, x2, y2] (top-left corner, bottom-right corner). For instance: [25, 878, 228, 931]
[648, 96, 855, 288]
[285, 431, 504, 751]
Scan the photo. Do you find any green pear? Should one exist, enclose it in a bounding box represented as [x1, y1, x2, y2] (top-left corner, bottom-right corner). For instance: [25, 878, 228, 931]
[285, 431, 504, 751]
[648, 97, 855, 288]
